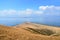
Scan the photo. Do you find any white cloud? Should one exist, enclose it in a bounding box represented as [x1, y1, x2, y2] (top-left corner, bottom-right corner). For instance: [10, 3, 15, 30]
[0, 6, 60, 17]
[39, 6, 60, 15]
[39, 5, 55, 10]
[34, 10, 43, 14]
[26, 9, 33, 14]
[17, 9, 33, 15]
[8, 9, 16, 14]
[39, 6, 48, 10]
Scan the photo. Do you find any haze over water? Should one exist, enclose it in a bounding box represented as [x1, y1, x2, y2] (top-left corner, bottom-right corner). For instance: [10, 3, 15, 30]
[0, 17, 60, 26]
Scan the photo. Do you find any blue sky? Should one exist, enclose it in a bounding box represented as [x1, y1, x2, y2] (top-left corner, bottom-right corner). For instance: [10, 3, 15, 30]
[0, 0, 60, 18]
[0, 0, 60, 10]
[0, 0, 60, 26]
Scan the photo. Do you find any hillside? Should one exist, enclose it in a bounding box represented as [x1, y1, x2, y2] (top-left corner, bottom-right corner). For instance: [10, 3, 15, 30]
[14, 22, 60, 35]
[0, 22, 60, 40]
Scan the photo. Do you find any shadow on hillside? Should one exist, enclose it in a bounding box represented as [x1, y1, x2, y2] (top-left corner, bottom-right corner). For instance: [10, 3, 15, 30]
[24, 27, 56, 36]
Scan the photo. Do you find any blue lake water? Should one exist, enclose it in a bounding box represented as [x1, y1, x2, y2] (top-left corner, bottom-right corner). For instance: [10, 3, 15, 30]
[0, 18, 60, 27]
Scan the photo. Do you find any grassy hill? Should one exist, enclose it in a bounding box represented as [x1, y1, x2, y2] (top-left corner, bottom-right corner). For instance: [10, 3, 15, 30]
[0, 22, 60, 40]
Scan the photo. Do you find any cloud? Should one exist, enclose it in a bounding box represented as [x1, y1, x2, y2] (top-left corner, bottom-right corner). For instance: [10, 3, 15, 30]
[8, 9, 16, 14]
[39, 6, 60, 15]
[0, 5, 60, 17]
[39, 5, 55, 10]
[39, 6, 48, 10]
[34, 10, 43, 14]
[26, 9, 33, 14]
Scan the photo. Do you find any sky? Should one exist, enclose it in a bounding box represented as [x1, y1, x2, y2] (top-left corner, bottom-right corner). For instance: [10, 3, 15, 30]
[0, 0, 60, 26]
[0, 0, 60, 10]
[0, 0, 60, 17]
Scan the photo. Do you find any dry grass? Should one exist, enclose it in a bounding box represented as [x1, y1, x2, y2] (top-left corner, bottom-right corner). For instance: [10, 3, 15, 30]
[24, 27, 55, 36]
[0, 22, 60, 40]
